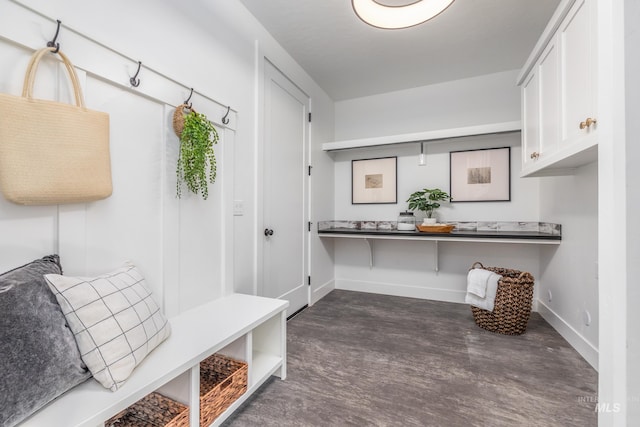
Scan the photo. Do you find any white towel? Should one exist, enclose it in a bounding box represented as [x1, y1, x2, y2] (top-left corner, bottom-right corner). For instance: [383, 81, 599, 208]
[466, 268, 494, 298]
[465, 269, 501, 311]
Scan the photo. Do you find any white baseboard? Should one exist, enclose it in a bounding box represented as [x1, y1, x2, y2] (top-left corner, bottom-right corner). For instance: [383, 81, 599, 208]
[537, 300, 599, 370]
[311, 278, 335, 305]
[335, 278, 466, 304]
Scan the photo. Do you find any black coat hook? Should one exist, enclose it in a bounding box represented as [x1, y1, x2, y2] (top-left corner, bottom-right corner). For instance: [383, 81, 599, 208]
[47, 19, 62, 53]
[185, 88, 194, 109]
[130, 61, 142, 87]
[222, 106, 230, 125]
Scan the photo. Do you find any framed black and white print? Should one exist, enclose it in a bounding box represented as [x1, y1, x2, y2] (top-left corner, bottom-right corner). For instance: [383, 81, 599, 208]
[449, 147, 510, 202]
[352, 156, 397, 204]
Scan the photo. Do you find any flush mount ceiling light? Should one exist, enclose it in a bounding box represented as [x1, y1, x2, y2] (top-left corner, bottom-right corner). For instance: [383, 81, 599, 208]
[352, 0, 454, 29]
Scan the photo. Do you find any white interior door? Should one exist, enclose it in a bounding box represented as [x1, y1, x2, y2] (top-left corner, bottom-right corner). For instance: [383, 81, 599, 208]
[262, 60, 309, 316]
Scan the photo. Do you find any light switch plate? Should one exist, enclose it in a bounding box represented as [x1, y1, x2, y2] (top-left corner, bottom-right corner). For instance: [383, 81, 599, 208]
[233, 200, 244, 216]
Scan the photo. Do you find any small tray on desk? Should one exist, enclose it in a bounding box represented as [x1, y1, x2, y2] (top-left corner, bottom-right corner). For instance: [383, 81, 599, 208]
[416, 224, 455, 233]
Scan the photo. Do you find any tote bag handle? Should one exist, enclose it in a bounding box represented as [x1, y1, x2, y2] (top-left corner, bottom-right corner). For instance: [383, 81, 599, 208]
[21, 47, 85, 108]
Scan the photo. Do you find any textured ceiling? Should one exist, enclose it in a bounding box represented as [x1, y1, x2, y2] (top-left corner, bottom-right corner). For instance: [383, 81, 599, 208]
[237, 0, 560, 100]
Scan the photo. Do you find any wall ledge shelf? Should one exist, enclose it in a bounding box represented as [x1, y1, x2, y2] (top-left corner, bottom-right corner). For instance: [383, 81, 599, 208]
[319, 222, 560, 272]
[322, 121, 522, 151]
[318, 231, 561, 244]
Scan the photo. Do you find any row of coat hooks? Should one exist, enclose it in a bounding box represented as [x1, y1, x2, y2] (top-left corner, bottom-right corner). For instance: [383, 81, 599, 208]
[47, 19, 232, 125]
[183, 88, 230, 125]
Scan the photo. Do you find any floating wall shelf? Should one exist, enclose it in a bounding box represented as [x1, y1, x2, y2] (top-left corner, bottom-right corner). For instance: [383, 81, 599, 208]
[322, 121, 522, 151]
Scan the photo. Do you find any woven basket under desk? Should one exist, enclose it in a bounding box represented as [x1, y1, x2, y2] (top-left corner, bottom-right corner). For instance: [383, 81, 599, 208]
[469, 262, 535, 335]
[199, 354, 248, 427]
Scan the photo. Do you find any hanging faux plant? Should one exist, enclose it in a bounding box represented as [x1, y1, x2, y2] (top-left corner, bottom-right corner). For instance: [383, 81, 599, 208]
[173, 104, 219, 200]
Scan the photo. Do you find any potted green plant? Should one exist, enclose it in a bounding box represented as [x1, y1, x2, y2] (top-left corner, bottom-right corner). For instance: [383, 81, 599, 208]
[406, 188, 451, 224]
[174, 107, 219, 200]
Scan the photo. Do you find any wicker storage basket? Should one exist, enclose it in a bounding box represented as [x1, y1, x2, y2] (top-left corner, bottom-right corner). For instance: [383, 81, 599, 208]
[104, 354, 247, 427]
[199, 354, 248, 426]
[105, 392, 189, 427]
[469, 262, 535, 335]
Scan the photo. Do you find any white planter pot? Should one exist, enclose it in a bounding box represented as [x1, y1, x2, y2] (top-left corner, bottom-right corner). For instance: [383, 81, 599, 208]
[423, 217, 437, 225]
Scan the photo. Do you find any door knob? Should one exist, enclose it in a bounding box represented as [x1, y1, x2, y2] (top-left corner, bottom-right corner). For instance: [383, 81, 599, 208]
[264, 228, 274, 236]
[530, 152, 540, 160]
[579, 117, 597, 129]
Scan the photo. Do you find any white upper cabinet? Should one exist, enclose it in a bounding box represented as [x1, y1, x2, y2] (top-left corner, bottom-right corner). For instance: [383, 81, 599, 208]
[560, 0, 597, 148]
[518, 0, 597, 177]
[522, 38, 560, 171]
[539, 39, 561, 159]
[522, 71, 540, 170]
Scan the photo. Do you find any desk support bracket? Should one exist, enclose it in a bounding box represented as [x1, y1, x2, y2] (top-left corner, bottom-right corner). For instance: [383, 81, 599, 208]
[363, 238, 373, 269]
[434, 240, 439, 273]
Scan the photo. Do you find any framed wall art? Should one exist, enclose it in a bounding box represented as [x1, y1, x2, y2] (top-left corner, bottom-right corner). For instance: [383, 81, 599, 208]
[449, 147, 510, 202]
[352, 156, 397, 204]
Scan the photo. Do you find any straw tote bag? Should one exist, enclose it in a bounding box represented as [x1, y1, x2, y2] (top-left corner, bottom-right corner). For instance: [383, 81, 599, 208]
[0, 47, 112, 205]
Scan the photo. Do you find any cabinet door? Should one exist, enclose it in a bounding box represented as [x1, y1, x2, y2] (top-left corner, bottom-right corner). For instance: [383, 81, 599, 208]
[539, 39, 560, 156]
[522, 70, 540, 170]
[560, 0, 596, 147]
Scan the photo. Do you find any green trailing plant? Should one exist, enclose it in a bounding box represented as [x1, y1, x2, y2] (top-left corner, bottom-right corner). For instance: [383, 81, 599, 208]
[176, 110, 219, 200]
[406, 188, 451, 218]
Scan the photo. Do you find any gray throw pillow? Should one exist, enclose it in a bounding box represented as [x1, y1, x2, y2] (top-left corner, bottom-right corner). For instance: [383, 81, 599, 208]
[0, 255, 91, 427]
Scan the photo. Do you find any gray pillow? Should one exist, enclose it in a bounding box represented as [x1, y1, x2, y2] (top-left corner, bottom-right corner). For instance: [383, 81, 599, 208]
[0, 255, 91, 427]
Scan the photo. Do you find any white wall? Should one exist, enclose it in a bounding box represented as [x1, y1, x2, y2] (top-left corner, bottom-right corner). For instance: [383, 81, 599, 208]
[0, 1, 236, 317]
[331, 71, 547, 306]
[330, 133, 543, 305]
[597, 0, 633, 423]
[332, 133, 539, 222]
[310, 107, 337, 303]
[334, 70, 521, 141]
[0, 0, 335, 315]
[334, 238, 541, 305]
[538, 162, 599, 368]
[625, 0, 640, 421]
[333, 70, 537, 222]
[332, 66, 598, 370]
[174, 1, 336, 303]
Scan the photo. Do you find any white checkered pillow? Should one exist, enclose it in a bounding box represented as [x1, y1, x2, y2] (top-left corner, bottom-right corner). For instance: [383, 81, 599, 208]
[44, 263, 171, 391]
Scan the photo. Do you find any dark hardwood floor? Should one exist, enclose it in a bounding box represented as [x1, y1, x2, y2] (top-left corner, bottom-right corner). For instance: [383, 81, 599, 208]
[224, 290, 597, 427]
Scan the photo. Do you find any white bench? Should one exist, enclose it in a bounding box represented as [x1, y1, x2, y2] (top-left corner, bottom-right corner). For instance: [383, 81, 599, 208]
[21, 293, 289, 427]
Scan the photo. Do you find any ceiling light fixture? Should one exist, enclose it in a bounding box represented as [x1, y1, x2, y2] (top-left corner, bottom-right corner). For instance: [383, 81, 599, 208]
[352, 0, 454, 29]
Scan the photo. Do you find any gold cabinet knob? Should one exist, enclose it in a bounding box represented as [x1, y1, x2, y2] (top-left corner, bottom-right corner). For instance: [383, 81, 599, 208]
[530, 152, 540, 160]
[579, 117, 598, 129]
